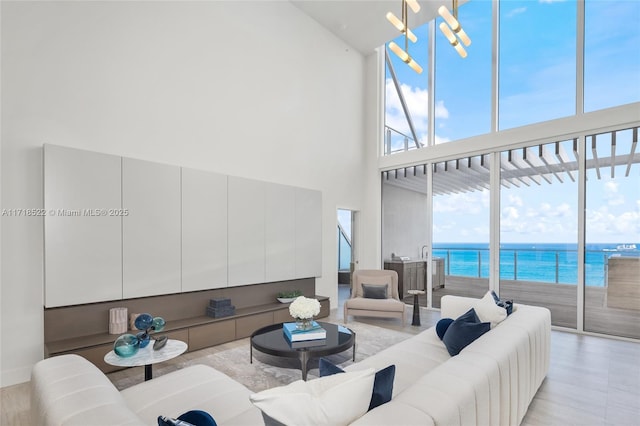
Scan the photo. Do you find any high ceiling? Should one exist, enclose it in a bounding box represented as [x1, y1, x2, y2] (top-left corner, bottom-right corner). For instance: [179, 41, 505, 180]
[290, 0, 467, 54]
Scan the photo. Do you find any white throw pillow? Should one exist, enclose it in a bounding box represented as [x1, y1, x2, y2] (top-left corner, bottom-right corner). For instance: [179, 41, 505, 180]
[250, 368, 376, 426]
[474, 291, 507, 327]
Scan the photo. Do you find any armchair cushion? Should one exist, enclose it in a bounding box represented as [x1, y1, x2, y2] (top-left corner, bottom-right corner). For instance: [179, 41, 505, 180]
[344, 297, 406, 312]
[362, 284, 388, 299]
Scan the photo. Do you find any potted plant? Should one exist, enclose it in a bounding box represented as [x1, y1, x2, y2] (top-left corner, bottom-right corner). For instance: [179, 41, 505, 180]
[276, 290, 303, 303]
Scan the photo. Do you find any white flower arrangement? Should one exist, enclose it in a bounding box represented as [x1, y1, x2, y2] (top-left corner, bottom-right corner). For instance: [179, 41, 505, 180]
[289, 296, 320, 319]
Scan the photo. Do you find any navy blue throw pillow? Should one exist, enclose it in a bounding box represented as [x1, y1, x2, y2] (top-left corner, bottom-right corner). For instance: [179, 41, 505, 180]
[442, 308, 490, 356]
[158, 410, 217, 426]
[318, 358, 395, 411]
[436, 318, 454, 340]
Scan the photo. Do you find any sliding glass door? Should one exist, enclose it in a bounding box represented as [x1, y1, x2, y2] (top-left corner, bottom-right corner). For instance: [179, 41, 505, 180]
[584, 128, 640, 339]
[499, 141, 578, 328]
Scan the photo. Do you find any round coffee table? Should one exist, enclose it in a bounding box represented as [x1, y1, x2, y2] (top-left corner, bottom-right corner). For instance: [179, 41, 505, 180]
[250, 322, 355, 381]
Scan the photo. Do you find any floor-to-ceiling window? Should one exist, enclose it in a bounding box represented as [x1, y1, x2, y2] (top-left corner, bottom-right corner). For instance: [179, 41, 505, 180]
[499, 141, 579, 328]
[432, 155, 491, 308]
[584, 0, 640, 112]
[434, 0, 492, 142]
[498, 0, 577, 129]
[380, 0, 640, 339]
[584, 127, 640, 339]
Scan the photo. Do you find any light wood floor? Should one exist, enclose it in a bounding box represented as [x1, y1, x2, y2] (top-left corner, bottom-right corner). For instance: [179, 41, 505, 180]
[2, 286, 638, 425]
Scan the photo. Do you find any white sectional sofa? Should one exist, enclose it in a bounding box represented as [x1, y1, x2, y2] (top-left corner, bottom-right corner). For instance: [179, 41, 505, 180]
[31, 295, 550, 425]
[30, 355, 262, 426]
[346, 295, 551, 425]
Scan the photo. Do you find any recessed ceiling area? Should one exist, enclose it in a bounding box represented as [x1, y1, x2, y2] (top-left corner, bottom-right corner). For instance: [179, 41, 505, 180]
[290, 0, 459, 55]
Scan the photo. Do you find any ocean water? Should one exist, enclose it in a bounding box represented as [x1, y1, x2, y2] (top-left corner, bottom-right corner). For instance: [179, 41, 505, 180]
[432, 243, 640, 287]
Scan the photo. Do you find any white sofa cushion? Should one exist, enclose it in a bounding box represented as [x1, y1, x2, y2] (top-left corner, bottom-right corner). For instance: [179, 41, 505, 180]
[343, 297, 405, 312]
[473, 291, 507, 327]
[30, 354, 144, 426]
[121, 364, 262, 425]
[250, 368, 375, 426]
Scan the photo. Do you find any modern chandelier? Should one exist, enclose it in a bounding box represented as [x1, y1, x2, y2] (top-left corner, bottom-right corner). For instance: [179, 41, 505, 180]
[438, 0, 471, 58]
[386, 0, 423, 74]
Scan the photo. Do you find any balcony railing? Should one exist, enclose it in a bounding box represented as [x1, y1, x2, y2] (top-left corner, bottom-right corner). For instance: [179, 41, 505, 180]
[432, 247, 633, 286]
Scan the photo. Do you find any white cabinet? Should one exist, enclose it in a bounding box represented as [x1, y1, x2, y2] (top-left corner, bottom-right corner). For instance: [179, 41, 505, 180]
[228, 176, 265, 286]
[122, 158, 181, 298]
[295, 188, 322, 278]
[265, 183, 296, 282]
[44, 145, 122, 307]
[182, 168, 228, 291]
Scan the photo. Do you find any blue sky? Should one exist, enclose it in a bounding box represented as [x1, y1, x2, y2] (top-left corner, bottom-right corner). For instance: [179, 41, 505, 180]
[385, 0, 640, 244]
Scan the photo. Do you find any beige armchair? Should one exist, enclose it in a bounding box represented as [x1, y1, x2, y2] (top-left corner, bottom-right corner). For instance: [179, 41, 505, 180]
[344, 269, 406, 324]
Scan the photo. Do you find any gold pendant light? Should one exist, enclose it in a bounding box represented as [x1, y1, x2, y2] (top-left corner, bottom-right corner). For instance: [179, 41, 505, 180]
[386, 0, 423, 74]
[438, 0, 471, 58]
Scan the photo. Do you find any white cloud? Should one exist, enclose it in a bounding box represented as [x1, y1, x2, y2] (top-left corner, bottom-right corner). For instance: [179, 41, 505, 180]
[434, 191, 488, 215]
[385, 79, 450, 145]
[506, 7, 527, 18]
[604, 180, 625, 206]
[586, 205, 640, 236]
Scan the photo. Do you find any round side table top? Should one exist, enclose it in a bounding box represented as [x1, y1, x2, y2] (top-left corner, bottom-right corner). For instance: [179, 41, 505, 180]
[104, 339, 187, 367]
[408, 289, 426, 295]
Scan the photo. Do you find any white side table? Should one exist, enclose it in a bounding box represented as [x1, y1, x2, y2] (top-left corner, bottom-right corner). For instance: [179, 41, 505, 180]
[104, 338, 187, 381]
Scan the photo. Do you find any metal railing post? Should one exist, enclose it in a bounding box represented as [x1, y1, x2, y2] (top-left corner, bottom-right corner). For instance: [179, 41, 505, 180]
[478, 250, 482, 278]
[446, 251, 450, 275]
[514, 251, 518, 280]
[555, 252, 560, 283]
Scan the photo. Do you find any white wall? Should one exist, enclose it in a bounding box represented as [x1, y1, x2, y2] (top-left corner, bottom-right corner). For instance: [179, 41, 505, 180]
[382, 183, 429, 260]
[0, 1, 373, 386]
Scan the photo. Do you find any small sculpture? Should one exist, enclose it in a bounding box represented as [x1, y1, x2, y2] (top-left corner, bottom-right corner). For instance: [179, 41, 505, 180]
[113, 313, 166, 357]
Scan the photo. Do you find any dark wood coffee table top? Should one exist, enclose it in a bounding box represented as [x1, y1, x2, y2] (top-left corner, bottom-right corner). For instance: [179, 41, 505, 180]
[250, 321, 356, 380]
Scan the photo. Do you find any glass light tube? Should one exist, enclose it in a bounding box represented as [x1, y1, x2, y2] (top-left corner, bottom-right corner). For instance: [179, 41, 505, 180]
[389, 42, 410, 62]
[407, 57, 423, 74]
[438, 5, 461, 32]
[386, 12, 418, 42]
[457, 27, 471, 47]
[454, 42, 468, 58]
[439, 22, 458, 45]
[406, 0, 421, 13]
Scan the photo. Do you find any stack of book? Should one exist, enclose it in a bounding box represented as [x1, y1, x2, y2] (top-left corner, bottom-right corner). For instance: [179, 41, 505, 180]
[206, 298, 236, 318]
[283, 321, 326, 348]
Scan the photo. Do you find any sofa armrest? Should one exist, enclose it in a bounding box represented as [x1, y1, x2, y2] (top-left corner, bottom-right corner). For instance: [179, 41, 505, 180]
[31, 354, 144, 426]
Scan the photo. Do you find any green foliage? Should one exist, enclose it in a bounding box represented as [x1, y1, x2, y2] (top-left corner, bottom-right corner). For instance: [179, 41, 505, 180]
[277, 289, 303, 298]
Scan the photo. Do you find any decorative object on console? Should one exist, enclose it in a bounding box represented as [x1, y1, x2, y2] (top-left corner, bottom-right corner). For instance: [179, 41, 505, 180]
[114, 312, 166, 357]
[206, 298, 236, 318]
[109, 307, 128, 334]
[288, 296, 320, 330]
[276, 289, 303, 303]
[319, 358, 396, 411]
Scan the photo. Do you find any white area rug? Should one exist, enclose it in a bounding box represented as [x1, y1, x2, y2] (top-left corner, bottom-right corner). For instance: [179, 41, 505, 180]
[109, 321, 412, 392]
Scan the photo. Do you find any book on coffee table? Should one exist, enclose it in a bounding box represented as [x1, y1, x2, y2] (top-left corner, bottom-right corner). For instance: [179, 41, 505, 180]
[289, 339, 327, 349]
[283, 322, 327, 342]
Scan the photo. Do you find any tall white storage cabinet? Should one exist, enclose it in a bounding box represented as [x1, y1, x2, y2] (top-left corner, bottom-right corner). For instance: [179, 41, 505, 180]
[182, 168, 228, 291]
[44, 145, 123, 307]
[122, 158, 181, 298]
[228, 176, 266, 286]
[265, 183, 296, 282]
[295, 188, 322, 278]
